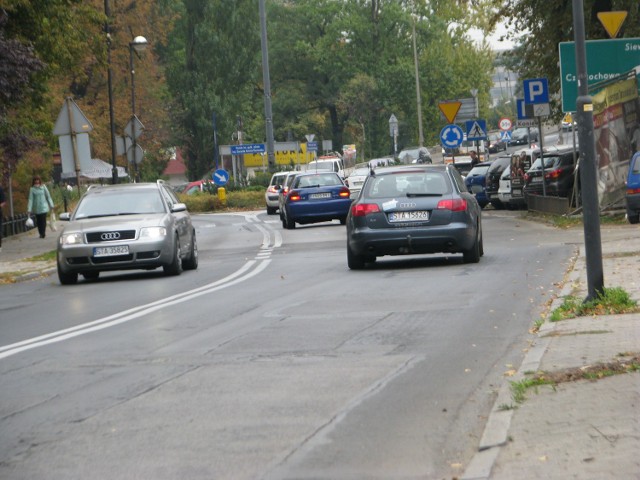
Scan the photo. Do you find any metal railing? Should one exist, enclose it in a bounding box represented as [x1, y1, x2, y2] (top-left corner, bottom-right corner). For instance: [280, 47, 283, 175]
[1, 213, 34, 239]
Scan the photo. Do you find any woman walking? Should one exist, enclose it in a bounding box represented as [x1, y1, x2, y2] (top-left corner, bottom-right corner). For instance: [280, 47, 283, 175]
[27, 175, 54, 239]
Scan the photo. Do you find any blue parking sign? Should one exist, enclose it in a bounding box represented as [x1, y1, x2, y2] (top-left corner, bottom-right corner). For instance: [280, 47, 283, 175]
[523, 78, 549, 104]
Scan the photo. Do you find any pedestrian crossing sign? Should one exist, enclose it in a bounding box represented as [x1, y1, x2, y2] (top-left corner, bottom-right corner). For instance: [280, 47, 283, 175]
[465, 120, 487, 140]
[501, 130, 512, 142]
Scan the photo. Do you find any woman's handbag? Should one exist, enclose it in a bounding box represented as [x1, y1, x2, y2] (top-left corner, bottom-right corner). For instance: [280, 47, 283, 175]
[25, 216, 34, 228]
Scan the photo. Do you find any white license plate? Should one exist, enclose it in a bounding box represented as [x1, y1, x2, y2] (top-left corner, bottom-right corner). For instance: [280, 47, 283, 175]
[93, 245, 129, 257]
[532, 177, 542, 183]
[388, 211, 429, 222]
[309, 192, 331, 199]
[512, 189, 522, 197]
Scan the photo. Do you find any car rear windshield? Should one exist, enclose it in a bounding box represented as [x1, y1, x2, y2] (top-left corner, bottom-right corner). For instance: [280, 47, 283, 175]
[75, 189, 166, 219]
[294, 173, 342, 188]
[488, 157, 510, 173]
[366, 171, 449, 198]
[467, 165, 490, 176]
[529, 155, 564, 170]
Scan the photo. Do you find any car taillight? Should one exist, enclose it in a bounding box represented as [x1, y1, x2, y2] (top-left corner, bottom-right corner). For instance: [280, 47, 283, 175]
[437, 198, 467, 212]
[524, 173, 530, 182]
[628, 187, 640, 195]
[545, 169, 562, 180]
[351, 203, 380, 217]
[283, 186, 290, 195]
[267, 186, 278, 193]
[288, 190, 301, 202]
[339, 187, 350, 198]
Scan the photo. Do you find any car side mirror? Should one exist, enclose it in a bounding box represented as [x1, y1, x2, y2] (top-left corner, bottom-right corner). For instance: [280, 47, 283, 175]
[172, 203, 187, 213]
[59, 212, 71, 221]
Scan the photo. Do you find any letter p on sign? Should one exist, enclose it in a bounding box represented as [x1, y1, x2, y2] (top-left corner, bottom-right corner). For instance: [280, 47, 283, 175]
[523, 78, 549, 104]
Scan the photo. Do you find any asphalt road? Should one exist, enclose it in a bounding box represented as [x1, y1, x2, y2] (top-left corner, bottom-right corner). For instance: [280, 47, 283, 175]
[0, 210, 577, 479]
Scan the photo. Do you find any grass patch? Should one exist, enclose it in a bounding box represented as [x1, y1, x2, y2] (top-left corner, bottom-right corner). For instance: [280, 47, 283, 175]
[511, 377, 556, 403]
[179, 189, 265, 213]
[511, 353, 640, 403]
[524, 211, 627, 229]
[550, 287, 639, 321]
[27, 250, 57, 262]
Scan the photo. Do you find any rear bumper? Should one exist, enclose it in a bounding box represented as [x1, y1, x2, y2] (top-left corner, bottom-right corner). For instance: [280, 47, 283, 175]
[348, 222, 476, 257]
[288, 199, 352, 223]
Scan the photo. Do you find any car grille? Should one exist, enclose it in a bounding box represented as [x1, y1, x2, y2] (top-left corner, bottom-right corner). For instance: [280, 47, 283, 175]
[86, 230, 136, 243]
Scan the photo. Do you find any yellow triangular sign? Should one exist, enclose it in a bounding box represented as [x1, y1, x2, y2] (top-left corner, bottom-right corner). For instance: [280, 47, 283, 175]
[438, 102, 462, 124]
[597, 11, 627, 39]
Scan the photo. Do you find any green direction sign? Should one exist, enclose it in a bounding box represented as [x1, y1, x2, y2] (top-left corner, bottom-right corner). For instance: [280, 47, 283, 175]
[559, 38, 640, 112]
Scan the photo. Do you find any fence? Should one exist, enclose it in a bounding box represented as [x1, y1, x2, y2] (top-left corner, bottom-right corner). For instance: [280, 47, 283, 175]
[1, 213, 34, 239]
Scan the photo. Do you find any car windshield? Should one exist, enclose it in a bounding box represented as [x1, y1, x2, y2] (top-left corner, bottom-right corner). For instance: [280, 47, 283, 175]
[295, 173, 341, 188]
[467, 165, 490, 176]
[75, 189, 166, 219]
[308, 161, 336, 172]
[367, 171, 448, 198]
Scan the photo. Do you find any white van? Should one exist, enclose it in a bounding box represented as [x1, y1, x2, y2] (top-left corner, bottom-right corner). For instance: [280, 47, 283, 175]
[306, 156, 345, 179]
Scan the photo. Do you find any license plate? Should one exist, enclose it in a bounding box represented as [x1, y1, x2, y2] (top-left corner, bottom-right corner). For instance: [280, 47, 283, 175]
[512, 188, 522, 197]
[388, 211, 429, 222]
[93, 245, 129, 257]
[309, 192, 331, 199]
[532, 177, 542, 183]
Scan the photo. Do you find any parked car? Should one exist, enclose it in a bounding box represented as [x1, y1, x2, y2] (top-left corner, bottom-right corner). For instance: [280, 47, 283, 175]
[487, 132, 507, 153]
[278, 172, 301, 219]
[511, 127, 539, 146]
[523, 146, 579, 198]
[399, 146, 432, 164]
[182, 179, 216, 195]
[464, 161, 491, 208]
[345, 166, 372, 199]
[626, 151, 640, 224]
[346, 164, 483, 268]
[498, 165, 512, 207]
[485, 154, 512, 209]
[265, 171, 294, 215]
[56, 181, 198, 285]
[281, 172, 351, 229]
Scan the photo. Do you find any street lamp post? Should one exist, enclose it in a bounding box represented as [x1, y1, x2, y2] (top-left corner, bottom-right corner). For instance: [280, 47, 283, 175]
[389, 114, 398, 158]
[129, 35, 147, 182]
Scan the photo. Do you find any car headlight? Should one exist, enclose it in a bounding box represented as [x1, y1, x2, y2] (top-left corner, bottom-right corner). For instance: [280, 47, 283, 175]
[60, 233, 84, 245]
[140, 226, 167, 239]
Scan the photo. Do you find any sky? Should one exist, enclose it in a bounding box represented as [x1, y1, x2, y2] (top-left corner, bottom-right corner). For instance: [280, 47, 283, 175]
[468, 21, 517, 51]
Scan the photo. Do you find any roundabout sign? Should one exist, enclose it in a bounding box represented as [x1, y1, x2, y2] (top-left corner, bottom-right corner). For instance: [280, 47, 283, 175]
[440, 124, 464, 149]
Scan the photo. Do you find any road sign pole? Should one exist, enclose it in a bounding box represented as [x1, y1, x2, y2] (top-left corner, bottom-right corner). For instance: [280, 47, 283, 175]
[573, 0, 604, 302]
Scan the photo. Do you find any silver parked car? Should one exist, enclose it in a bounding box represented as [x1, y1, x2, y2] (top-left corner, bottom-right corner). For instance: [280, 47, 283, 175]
[56, 181, 198, 284]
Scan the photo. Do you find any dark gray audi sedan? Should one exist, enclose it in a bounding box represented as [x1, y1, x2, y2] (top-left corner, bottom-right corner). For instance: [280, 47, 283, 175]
[346, 164, 483, 269]
[56, 181, 198, 284]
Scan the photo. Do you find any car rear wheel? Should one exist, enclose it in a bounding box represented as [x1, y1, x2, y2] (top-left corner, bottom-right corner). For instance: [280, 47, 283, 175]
[628, 212, 640, 224]
[347, 244, 365, 270]
[490, 199, 504, 210]
[463, 224, 481, 264]
[163, 238, 183, 276]
[266, 206, 277, 215]
[284, 212, 295, 229]
[183, 232, 198, 270]
[339, 216, 347, 225]
[58, 263, 78, 285]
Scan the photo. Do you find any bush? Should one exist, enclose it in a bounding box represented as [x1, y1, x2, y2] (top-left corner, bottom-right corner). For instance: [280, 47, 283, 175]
[179, 189, 265, 212]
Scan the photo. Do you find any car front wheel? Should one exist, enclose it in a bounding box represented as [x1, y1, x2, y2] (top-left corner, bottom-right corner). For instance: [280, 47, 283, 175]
[163, 238, 183, 276]
[183, 232, 198, 270]
[58, 263, 78, 285]
[463, 224, 481, 264]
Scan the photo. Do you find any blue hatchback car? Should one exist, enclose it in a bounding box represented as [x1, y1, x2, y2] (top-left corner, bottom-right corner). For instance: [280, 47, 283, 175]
[281, 172, 352, 229]
[464, 161, 491, 208]
[626, 151, 640, 224]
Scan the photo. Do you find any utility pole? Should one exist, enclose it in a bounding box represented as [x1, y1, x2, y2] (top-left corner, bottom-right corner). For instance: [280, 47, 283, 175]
[412, 17, 424, 147]
[572, 0, 604, 301]
[104, 0, 118, 184]
[259, 0, 276, 170]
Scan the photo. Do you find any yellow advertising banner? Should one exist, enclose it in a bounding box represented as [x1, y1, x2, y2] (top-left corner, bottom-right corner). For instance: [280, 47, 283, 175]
[593, 77, 639, 115]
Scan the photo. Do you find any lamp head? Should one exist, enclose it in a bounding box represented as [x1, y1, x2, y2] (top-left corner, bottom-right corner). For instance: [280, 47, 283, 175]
[131, 36, 148, 53]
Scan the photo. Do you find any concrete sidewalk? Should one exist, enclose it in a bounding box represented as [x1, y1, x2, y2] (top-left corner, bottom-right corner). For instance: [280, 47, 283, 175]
[464, 223, 640, 479]
[0, 221, 60, 283]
